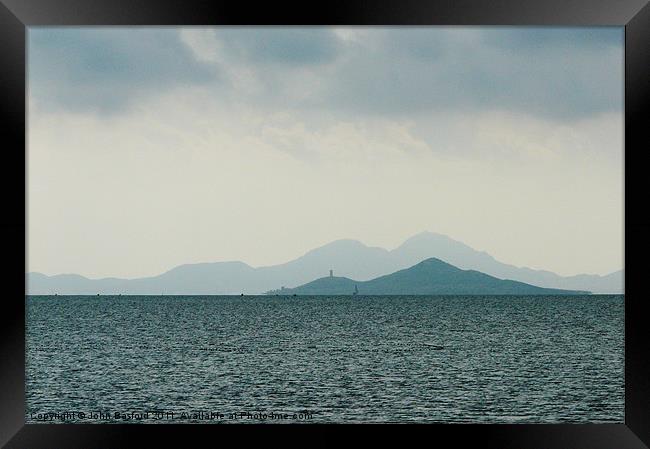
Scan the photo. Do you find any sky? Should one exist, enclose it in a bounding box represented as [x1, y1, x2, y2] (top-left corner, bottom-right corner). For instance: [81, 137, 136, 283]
[27, 27, 624, 279]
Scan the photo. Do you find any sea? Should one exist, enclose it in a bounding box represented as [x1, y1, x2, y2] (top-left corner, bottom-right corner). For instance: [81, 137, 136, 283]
[25, 295, 624, 423]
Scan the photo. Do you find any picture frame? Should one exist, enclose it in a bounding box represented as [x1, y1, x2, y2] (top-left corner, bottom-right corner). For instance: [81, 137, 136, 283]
[1, 0, 648, 447]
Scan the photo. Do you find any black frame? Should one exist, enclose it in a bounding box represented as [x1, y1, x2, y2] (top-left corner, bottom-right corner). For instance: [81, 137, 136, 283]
[1, 0, 649, 447]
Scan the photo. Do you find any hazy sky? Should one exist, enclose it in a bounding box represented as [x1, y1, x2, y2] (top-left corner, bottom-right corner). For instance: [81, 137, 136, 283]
[27, 27, 624, 279]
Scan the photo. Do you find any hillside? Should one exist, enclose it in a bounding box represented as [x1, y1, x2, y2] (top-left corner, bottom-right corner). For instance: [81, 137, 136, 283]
[268, 258, 590, 296]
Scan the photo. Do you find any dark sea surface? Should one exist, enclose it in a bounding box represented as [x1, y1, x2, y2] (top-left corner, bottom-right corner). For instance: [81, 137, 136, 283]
[26, 295, 624, 423]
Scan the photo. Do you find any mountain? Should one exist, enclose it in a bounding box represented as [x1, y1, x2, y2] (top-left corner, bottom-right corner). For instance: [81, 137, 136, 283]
[389, 232, 623, 294]
[268, 258, 589, 296]
[27, 231, 623, 295]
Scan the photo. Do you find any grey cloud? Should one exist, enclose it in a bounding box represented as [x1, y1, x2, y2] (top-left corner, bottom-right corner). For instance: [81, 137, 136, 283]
[29, 27, 623, 121]
[315, 27, 623, 120]
[215, 27, 341, 65]
[482, 27, 622, 50]
[29, 28, 218, 113]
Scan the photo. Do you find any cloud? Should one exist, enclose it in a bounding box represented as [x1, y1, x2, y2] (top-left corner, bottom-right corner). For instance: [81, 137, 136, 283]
[29, 26, 623, 122]
[213, 27, 341, 65]
[482, 27, 622, 49]
[314, 27, 623, 120]
[29, 28, 218, 113]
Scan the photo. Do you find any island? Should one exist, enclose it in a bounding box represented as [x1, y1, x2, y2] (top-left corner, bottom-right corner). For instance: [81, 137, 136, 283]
[266, 258, 590, 296]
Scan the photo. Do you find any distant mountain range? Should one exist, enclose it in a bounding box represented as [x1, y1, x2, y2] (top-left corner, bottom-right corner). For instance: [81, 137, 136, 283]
[267, 258, 588, 296]
[27, 231, 623, 295]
